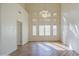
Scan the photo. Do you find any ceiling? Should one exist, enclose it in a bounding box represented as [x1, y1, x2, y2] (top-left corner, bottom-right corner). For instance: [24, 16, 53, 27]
[19, 3, 61, 13]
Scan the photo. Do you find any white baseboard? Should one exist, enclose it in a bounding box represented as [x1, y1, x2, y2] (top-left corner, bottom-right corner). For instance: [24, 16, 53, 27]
[0, 47, 17, 56]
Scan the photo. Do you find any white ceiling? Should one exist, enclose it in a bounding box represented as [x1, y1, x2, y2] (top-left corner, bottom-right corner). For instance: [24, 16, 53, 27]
[20, 3, 61, 13]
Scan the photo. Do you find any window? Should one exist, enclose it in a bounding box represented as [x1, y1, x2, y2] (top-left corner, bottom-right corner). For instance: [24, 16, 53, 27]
[53, 25, 57, 36]
[39, 25, 51, 36]
[32, 25, 57, 36]
[32, 25, 37, 36]
[45, 25, 51, 36]
[39, 25, 44, 36]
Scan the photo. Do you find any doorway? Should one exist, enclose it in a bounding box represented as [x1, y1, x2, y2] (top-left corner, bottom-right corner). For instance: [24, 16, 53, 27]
[17, 21, 22, 45]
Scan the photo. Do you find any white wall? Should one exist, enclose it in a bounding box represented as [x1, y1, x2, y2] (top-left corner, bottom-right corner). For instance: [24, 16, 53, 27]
[0, 4, 29, 55]
[0, 4, 2, 55]
[0, 4, 18, 55]
[61, 3, 79, 53]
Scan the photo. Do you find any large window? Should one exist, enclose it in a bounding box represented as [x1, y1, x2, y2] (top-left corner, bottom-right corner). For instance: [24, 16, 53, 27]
[32, 25, 37, 36]
[39, 25, 44, 36]
[39, 25, 51, 36]
[53, 25, 57, 36]
[45, 25, 51, 36]
[32, 25, 57, 36]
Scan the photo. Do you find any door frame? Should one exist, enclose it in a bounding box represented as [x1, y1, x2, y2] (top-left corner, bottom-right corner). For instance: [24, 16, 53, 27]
[17, 21, 22, 45]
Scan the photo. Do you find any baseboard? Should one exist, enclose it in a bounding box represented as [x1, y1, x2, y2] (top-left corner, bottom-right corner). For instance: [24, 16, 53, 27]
[6, 47, 17, 56]
[29, 40, 62, 43]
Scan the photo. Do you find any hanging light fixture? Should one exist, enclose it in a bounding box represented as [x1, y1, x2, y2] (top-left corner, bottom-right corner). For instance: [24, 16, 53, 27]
[39, 10, 51, 18]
